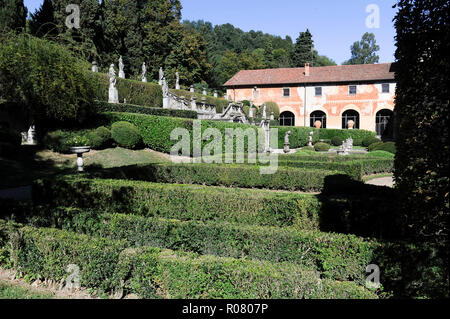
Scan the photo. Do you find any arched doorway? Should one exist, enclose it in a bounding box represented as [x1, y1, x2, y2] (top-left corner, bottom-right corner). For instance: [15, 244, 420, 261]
[279, 111, 295, 126]
[310, 111, 327, 128]
[342, 110, 360, 129]
[376, 109, 394, 138]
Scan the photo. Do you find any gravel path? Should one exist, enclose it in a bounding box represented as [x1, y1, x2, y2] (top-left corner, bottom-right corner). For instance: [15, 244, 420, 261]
[365, 176, 394, 188]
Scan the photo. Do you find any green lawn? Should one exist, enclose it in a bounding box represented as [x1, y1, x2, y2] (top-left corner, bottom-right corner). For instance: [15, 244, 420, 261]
[0, 147, 170, 190]
[0, 281, 54, 299]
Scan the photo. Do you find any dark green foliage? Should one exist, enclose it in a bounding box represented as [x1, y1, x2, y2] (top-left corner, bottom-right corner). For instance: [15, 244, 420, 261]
[88, 126, 111, 150]
[393, 0, 449, 298]
[35, 208, 378, 283]
[366, 151, 395, 159]
[0, 128, 21, 147]
[1, 221, 377, 299]
[91, 73, 163, 108]
[314, 143, 331, 152]
[343, 32, 380, 65]
[0, 33, 96, 123]
[87, 163, 338, 192]
[331, 136, 344, 146]
[371, 142, 396, 154]
[0, 0, 27, 31]
[111, 122, 142, 149]
[362, 136, 381, 147]
[262, 102, 280, 118]
[11, 226, 127, 292]
[42, 129, 94, 153]
[317, 129, 375, 146]
[291, 29, 314, 67]
[33, 177, 322, 230]
[28, 0, 57, 38]
[368, 142, 383, 152]
[278, 158, 393, 181]
[93, 100, 197, 119]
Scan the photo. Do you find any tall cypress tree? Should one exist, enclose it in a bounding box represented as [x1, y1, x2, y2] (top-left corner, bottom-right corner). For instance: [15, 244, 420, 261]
[29, 0, 57, 37]
[291, 29, 314, 67]
[0, 0, 27, 32]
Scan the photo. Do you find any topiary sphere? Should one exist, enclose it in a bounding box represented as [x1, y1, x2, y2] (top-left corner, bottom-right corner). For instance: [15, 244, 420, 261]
[363, 136, 382, 147]
[314, 142, 331, 152]
[111, 121, 142, 149]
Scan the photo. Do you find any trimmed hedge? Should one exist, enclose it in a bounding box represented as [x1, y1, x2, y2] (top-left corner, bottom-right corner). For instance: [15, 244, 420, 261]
[91, 163, 339, 192]
[314, 142, 331, 152]
[51, 209, 378, 283]
[102, 112, 378, 153]
[371, 142, 396, 155]
[3, 223, 377, 299]
[277, 159, 394, 180]
[275, 126, 376, 149]
[363, 136, 382, 148]
[92, 72, 162, 108]
[33, 177, 322, 230]
[93, 100, 197, 119]
[87, 126, 111, 150]
[101, 112, 263, 155]
[111, 121, 142, 149]
[12, 226, 127, 292]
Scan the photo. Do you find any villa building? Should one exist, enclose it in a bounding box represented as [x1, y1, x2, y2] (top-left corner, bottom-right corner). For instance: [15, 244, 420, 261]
[224, 63, 397, 137]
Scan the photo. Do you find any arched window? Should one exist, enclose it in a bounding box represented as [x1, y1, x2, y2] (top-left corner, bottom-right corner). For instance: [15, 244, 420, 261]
[376, 109, 394, 138]
[279, 111, 295, 126]
[342, 110, 360, 129]
[310, 111, 327, 128]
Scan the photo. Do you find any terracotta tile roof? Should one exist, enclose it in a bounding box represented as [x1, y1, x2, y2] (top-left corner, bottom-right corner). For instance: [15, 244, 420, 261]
[223, 63, 396, 87]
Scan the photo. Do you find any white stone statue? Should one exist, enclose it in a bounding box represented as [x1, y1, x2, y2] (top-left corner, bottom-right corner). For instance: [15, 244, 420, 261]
[308, 131, 314, 147]
[162, 79, 169, 97]
[175, 72, 180, 90]
[262, 103, 267, 119]
[118, 56, 125, 79]
[141, 62, 147, 82]
[108, 64, 119, 103]
[109, 64, 117, 87]
[159, 67, 164, 85]
[91, 61, 98, 72]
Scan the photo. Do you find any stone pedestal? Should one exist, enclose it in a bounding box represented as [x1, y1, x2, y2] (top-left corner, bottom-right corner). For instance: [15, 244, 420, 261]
[163, 96, 170, 109]
[109, 87, 119, 104]
[176, 84, 180, 90]
[70, 146, 91, 172]
[142, 77, 147, 83]
[119, 71, 125, 79]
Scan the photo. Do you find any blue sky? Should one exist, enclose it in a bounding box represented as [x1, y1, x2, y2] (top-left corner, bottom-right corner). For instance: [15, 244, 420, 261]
[24, 0, 397, 65]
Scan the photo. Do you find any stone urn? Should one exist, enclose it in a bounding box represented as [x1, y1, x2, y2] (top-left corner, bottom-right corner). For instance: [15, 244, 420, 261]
[70, 146, 91, 172]
[314, 120, 322, 129]
[347, 120, 355, 130]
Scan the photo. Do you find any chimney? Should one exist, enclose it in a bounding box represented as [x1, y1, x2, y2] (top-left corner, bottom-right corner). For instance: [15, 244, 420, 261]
[304, 63, 310, 77]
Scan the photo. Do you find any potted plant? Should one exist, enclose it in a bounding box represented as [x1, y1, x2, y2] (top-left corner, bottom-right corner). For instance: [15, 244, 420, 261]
[68, 136, 91, 172]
